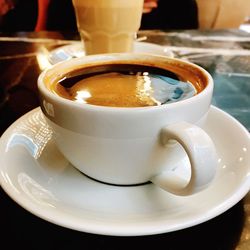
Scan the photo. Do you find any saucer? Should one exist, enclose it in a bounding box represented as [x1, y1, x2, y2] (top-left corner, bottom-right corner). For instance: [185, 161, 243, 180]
[48, 41, 173, 64]
[0, 106, 250, 236]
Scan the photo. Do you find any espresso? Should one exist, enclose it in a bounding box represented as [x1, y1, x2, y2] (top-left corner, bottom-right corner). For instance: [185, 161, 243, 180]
[51, 64, 203, 107]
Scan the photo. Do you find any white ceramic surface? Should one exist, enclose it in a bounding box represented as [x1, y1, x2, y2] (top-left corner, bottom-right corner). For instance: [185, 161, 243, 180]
[0, 106, 249, 236]
[48, 41, 173, 64]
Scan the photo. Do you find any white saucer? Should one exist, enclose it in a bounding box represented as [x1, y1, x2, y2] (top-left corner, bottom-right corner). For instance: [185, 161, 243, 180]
[0, 106, 250, 236]
[48, 41, 173, 64]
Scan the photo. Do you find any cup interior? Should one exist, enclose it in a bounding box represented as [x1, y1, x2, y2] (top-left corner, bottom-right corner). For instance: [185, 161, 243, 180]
[40, 53, 211, 109]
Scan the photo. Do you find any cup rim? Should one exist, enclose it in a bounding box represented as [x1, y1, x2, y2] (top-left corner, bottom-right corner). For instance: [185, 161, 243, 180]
[38, 53, 214, 112]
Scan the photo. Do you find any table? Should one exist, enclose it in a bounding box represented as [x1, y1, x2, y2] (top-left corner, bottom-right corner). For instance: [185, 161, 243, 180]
[0, 30, 249, 249]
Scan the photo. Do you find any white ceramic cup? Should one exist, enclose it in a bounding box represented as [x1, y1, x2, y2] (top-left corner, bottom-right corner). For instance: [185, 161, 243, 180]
[72, 0, 144, 55]
[38, 53, 217, 196]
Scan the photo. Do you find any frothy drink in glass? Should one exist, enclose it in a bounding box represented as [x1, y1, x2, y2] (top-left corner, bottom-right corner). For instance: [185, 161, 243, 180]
[72, 0, 144, 55]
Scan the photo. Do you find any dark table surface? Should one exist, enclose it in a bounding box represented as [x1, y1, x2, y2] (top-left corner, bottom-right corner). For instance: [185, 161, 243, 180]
[0, 30, 250, 249]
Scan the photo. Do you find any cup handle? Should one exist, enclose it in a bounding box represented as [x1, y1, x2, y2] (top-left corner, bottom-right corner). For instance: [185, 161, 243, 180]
[151, 122, 217, 196]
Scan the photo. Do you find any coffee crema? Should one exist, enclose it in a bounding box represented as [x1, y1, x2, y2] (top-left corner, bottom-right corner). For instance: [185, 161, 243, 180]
[50, 64, 205, 107]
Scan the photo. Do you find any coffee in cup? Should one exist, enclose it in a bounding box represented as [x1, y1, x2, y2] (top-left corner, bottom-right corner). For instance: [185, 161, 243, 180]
[38, 53, 217, 196]
[50, 62, 204, 107]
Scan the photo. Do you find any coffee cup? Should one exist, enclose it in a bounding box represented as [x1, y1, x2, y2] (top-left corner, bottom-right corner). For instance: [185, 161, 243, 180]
[72, 0, 144, 55]
[38, 53, 217, 196]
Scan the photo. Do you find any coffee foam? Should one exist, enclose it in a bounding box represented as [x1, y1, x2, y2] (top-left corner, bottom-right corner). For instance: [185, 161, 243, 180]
[50, 62, 204, 108]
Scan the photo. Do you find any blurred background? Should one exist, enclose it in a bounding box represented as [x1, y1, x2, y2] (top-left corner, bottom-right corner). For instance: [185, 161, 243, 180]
[0, 0, 249, 32]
